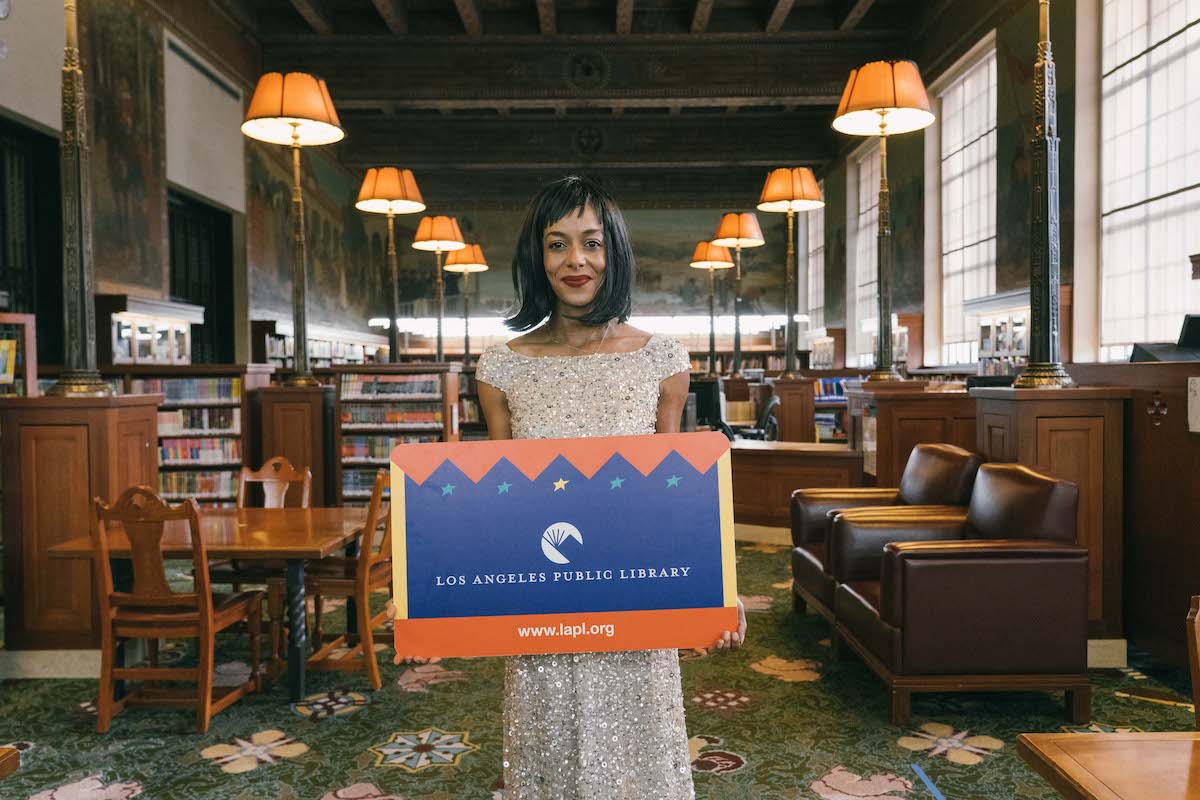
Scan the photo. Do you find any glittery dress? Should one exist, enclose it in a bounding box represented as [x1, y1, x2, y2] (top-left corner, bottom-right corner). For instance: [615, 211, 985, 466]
[475, 334, 695, 800]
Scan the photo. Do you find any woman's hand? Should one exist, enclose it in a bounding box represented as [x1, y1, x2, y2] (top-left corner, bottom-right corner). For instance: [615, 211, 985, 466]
[385, 600, 441, 666]
[713, 597, 747, 652]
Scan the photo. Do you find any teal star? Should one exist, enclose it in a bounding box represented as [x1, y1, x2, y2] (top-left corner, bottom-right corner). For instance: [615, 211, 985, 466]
[609, 476, 625, 490]
[441, 483, 456, 496]
[666, 475, 681, 488]
[497, 481, 512, 494]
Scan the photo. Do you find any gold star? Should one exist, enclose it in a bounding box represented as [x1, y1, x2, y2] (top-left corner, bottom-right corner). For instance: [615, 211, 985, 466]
[553, 478, 569, 492]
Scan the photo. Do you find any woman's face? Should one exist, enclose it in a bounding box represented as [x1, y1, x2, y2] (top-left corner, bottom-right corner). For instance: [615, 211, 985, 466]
[543, 204, 606, 312]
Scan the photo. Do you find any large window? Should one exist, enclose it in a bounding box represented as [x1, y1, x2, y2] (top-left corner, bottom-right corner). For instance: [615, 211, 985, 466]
[854, 143, 881, 366]
[939, 49, 997, 365]
[806, 181, 826, 333]
[1099, 0, 1200, 360]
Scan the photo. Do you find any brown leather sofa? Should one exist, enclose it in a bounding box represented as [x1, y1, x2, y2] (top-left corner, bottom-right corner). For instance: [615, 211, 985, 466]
[830, 462, 1089, 724]
[790, 443, 982, 622]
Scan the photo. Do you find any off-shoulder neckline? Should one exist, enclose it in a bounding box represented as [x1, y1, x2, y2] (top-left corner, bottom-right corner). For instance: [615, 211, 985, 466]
[500, 333, 660, 361]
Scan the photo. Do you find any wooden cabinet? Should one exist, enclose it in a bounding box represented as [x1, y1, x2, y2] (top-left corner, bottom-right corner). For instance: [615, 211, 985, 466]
[0, 395, 160, 649]
[971, 386, 1130, 640]
[846, 385, 976, 487]
[730, 441, 863, 526]
[770, 377, 817, 442]
[252, 385, 337, 507]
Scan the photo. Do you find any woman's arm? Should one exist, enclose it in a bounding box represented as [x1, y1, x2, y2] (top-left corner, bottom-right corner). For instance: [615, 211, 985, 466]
[478, 382, 513, 441]
[654, 371, 690, 434]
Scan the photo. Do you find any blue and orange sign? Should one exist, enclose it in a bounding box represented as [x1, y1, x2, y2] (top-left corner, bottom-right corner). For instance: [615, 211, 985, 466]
[390, 431, 737, 658]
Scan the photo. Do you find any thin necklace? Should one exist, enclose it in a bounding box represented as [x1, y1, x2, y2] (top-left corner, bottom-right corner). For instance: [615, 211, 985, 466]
[551, 320, 613, 355]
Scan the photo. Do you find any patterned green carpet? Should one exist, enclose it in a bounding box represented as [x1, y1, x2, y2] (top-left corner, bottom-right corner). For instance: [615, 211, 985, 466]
[0, 543, 1194, 800]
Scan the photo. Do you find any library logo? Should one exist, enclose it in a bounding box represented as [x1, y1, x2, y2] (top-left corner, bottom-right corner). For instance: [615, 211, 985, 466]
[541, 522, 583, 565]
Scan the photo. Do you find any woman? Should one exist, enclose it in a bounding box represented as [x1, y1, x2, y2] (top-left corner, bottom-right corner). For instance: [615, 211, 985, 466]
[470, 175, 747, 799]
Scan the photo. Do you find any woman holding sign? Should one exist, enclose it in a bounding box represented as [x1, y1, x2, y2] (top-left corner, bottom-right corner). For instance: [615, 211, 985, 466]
[467, 176, 747, 799]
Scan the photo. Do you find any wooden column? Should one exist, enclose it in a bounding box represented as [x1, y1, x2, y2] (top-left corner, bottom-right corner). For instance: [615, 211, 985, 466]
[0, 395, 160, 649]
[771, 377, 817, 442]
[252, 386, 336, 507]
[972, 386, 1130, 640]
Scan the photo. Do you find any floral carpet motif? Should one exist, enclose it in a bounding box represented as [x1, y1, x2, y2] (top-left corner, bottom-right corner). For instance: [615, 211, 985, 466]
[0, 544, 1193, 799]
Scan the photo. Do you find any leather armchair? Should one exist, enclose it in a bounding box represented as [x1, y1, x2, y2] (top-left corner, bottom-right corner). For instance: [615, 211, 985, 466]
[789, 443, 982, 621]
[830, 463, 1090, 725]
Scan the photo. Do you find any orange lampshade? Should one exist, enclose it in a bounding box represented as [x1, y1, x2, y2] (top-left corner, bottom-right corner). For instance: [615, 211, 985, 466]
[443, 244, 489, 273]
[356, 168, 426, 215]
[832, 60, 934, 137]
[412, 216, 466, 252]
[241, 72, 344, 146]
[757, 167, 825, 213]
[711, 212, 765, 249]
[689, 241, 734, 270]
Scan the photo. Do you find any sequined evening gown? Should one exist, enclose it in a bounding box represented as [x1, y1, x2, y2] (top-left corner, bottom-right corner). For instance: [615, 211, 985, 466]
[474, 334, 696, 800]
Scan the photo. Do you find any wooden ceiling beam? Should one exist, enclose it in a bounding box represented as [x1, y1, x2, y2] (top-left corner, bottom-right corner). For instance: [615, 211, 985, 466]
[690, 0, 714, 33]
[537, 0, 557, 34]
[839, 0, 875, 31]
[765, 0, 796, 33]
[453, 0, 484, 37]
[370, 0, 408, 35]
[616, 0, 635, 35]
[288, 0, 334, 34]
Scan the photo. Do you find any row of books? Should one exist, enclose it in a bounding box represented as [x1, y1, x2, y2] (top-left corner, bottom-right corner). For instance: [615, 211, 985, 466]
[159, 470, 237, 498]
[157, 407, 241, 436]
[343, 467, 391, 495]
[459, 397, 483, 423]
[460, 372, 478, 395]
[341, 404, 443, 425]
[340, 373, 441, 398]
[159, 437, 242, 464]
[132, 377, 242, 404]
[342, 434, 440, 459]
[814, 377, 855, 400]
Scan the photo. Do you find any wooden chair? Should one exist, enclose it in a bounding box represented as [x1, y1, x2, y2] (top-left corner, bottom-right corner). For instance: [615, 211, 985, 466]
[210, 456, 312, 670]
[1188, 596, 1200, 730]
[91, 487, 262, 733]
[268, 470, 392, 689]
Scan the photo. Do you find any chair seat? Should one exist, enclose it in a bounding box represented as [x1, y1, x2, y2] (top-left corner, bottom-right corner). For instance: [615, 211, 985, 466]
[113, 591, 264, 635]
[791, 544, 835, 612]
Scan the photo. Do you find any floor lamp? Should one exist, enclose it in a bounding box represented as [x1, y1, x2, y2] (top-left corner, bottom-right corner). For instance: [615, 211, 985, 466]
[712, 212, 765, 377]
[444, 245, 489, 365]
[689, 241, 735, 376]
[242, 72, 344, 386]
[757, 167, 825, 379]
[832, 60, 934, 381]
[412, 216, 465, 362]
[356, 168, 426, 363]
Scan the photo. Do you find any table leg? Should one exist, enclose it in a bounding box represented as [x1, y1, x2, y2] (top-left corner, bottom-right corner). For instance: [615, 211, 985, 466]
[286, 559, 307, 701]
[344, 539, 359, 644]
[111, 558, 133, 701]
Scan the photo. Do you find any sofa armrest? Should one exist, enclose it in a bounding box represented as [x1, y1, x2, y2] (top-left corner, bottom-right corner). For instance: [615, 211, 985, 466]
[829, 515, 967, 583]
[878, 539, 1089, 674]
[789, 488, 901, 546]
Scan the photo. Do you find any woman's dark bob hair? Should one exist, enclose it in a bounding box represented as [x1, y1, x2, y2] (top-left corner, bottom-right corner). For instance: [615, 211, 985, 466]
[505, 175, 635, 331]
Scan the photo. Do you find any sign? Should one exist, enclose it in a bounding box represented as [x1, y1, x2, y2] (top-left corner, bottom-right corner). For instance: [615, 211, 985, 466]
[390, 431, 737, 658]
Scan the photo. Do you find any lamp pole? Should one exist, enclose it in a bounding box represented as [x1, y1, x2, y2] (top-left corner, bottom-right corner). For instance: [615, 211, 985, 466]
[1014, 0, 1073, 388]
[48, 0, 110, 397]
[731, 244, 743, 377]
[462, 271, 472, 366]
[867, 117, 901, 382]
[435, 248, 445, 362]
[707, 267, 718, 375]
[386, 211, 399, 362]
[288, 127, 318, 386]
[782, 209, 798, 378]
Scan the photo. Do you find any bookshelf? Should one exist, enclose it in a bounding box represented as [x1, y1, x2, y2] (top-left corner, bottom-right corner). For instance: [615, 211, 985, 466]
[251, 320, 388, 369]
[38, 364, 274, 505]
[458, 366, 488, 442]
[316, 364, 461, 505]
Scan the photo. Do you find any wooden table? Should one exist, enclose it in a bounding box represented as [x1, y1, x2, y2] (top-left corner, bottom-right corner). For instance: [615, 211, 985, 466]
[50, 507, 367, 701]
[1018, 732, 1200, 799]
[0, 746, 18, 780]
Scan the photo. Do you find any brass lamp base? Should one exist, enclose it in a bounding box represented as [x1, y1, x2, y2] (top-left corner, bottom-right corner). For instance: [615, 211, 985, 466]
[45, 371, 114, 397]
[1012, 361, 1075, 389]
[865, 365, 902, 382]
[284, 372, 321, 388]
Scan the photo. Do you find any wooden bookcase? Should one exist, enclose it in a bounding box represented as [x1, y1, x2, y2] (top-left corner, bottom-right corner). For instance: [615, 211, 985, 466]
[458, 366, 489, 441]
[315, 364, 461, 506]
[39, 364, 274, 506]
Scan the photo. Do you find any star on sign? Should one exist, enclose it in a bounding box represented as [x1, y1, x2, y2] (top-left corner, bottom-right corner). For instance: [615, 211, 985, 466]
[609, 476, 625, 489]
[666, 475, 681, 488]
[497, 482, 512, 494]
[441, 484, 456, 496]
[553, 478, 570, 492]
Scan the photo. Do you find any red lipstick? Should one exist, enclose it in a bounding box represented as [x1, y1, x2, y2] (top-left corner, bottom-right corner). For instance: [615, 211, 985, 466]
[562, 276, 592, 288]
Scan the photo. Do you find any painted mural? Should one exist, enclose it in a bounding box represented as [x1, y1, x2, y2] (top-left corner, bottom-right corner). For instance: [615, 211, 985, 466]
[82, 0, 168, 294]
